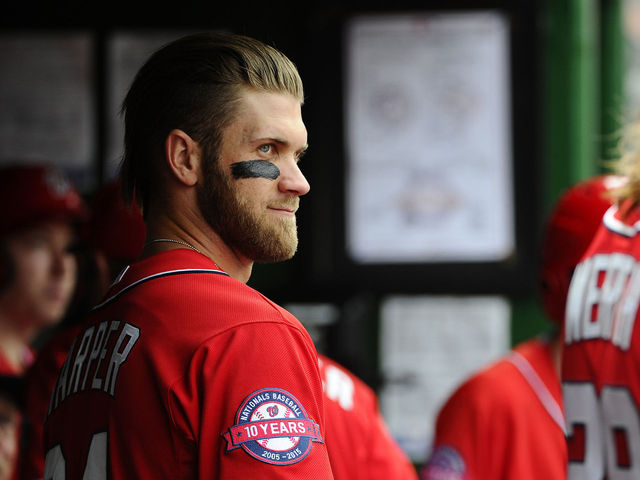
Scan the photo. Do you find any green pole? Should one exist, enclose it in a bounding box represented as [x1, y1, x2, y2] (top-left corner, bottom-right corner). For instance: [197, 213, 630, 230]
[512, 0, 602, 348]
[600, 0, 625, 171]
[543, 0, 600, 213]
[569, 0, 600, 182]
[542, 0, 570, 211]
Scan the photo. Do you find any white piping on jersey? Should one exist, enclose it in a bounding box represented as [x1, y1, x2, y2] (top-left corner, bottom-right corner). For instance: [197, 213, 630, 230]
[112, 265, 130, 286]
[603, 205, 640, 237]
[92, 268, 229, 311]
[506, 350, 566, 434]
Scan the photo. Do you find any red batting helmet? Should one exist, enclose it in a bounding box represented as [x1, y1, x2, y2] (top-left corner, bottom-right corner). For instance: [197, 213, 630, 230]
[0, 164, 87, 236]
[539, 175, 625, 325]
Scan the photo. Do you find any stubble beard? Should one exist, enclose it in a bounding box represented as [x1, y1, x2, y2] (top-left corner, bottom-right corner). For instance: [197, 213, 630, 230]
[196, 156, 299, 263]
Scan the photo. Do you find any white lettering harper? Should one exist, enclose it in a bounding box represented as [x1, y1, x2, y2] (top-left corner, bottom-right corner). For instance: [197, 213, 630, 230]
[47, 320, 140, 416]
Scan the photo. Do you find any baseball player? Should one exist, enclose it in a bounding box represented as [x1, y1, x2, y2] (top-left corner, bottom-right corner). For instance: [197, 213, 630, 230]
[43, 32, 334, 479]
[562, 134, 640, 478]
[0, 164, 86, 375]
[421, 175, 617, 480]
[0, 164, 85, 480]
[319, 354, 418, 480]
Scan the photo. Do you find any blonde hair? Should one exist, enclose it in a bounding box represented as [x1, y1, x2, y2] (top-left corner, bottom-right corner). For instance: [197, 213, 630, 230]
[608, 118, 640, 206]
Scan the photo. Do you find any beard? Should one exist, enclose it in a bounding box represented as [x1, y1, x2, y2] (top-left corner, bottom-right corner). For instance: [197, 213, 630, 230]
[196, 156, 300, 263]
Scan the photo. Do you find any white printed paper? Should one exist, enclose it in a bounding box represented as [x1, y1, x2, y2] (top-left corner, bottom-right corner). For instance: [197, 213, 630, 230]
[345, 12, 514, 263]
[379, 295, 510, 462]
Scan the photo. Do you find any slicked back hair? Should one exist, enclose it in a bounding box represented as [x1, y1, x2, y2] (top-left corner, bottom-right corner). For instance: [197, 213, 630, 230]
[119, 32, 304, 215]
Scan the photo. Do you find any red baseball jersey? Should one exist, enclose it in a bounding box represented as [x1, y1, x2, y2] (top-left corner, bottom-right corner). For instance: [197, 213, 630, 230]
[43, 249, 333, 479]
[421, 338, 566, 480]
[563, 202, 640, 479]
[318, 354, 417, 480]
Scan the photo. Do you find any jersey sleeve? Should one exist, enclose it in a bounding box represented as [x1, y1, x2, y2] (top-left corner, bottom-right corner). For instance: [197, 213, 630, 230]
[168, 320, 334, 479]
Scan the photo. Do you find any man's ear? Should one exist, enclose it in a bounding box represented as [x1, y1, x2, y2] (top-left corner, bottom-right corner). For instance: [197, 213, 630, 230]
[165, 129, 201, 187]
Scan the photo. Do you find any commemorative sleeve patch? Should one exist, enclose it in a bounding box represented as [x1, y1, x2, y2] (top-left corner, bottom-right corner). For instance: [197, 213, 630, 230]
[222, 387, 323, 465]
[421, 445, 471, 480]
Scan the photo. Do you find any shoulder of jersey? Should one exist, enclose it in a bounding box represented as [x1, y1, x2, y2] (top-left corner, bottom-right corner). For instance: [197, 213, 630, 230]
[442, 356, 526, 414]
[94, 262, 231, 311]
[95, 256, 305, 333]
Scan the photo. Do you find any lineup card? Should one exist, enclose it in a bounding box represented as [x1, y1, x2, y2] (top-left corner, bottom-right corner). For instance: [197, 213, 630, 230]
[344, 11, 514, 263]
[379, 295, 510, 462]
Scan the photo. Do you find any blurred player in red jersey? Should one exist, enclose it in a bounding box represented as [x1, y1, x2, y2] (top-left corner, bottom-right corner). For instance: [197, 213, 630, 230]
[319, 354, 418, 480]
[43, 32, 334, 479]
[562, 127, 640, 478]
[0, 164, 86, 480]
[421, 175, 618, 480]
[0, 164, 85, 375]
[19, 179, 145, 480]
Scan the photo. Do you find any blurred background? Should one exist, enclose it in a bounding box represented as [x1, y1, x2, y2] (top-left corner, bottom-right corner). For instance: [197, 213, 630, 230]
[0, 0, 636, 464]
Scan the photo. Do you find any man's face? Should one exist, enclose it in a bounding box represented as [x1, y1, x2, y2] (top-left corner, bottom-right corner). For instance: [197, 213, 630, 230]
[197, 88, 310, 263]
[0, 220, 77, 329]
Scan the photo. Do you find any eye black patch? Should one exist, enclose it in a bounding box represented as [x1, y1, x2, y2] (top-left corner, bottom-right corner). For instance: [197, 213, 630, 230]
[230, 160, 280, 180]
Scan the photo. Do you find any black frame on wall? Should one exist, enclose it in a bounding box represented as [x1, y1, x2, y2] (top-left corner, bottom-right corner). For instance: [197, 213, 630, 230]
[294, 1, 542, 298]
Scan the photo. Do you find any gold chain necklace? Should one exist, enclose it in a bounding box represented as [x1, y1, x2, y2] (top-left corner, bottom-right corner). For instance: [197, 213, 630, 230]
[145, 238, 202, 254]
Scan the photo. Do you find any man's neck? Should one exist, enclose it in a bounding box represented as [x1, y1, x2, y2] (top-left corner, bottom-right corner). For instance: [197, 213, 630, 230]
[142, 217, 254, 283]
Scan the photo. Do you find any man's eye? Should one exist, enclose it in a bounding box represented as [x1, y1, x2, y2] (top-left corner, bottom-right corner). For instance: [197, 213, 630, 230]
[258, 144, 272, 154]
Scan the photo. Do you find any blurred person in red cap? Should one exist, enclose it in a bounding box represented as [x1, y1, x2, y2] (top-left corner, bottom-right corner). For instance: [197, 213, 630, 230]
[0, 163, 86, 480]
[420, 175, 622, 480]
[18, 178, 144, 480]
[0, 164, 86, 375]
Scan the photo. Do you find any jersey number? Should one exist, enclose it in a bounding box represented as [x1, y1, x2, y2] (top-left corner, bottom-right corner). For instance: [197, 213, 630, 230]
[564, 383, 640, 480]
[44, 432, 107, 480]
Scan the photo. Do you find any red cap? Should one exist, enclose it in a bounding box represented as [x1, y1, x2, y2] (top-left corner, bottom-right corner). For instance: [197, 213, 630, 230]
[0, 164, 87, 236]
[539, 175, 625, 324]
[87, 179, 145, 262]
